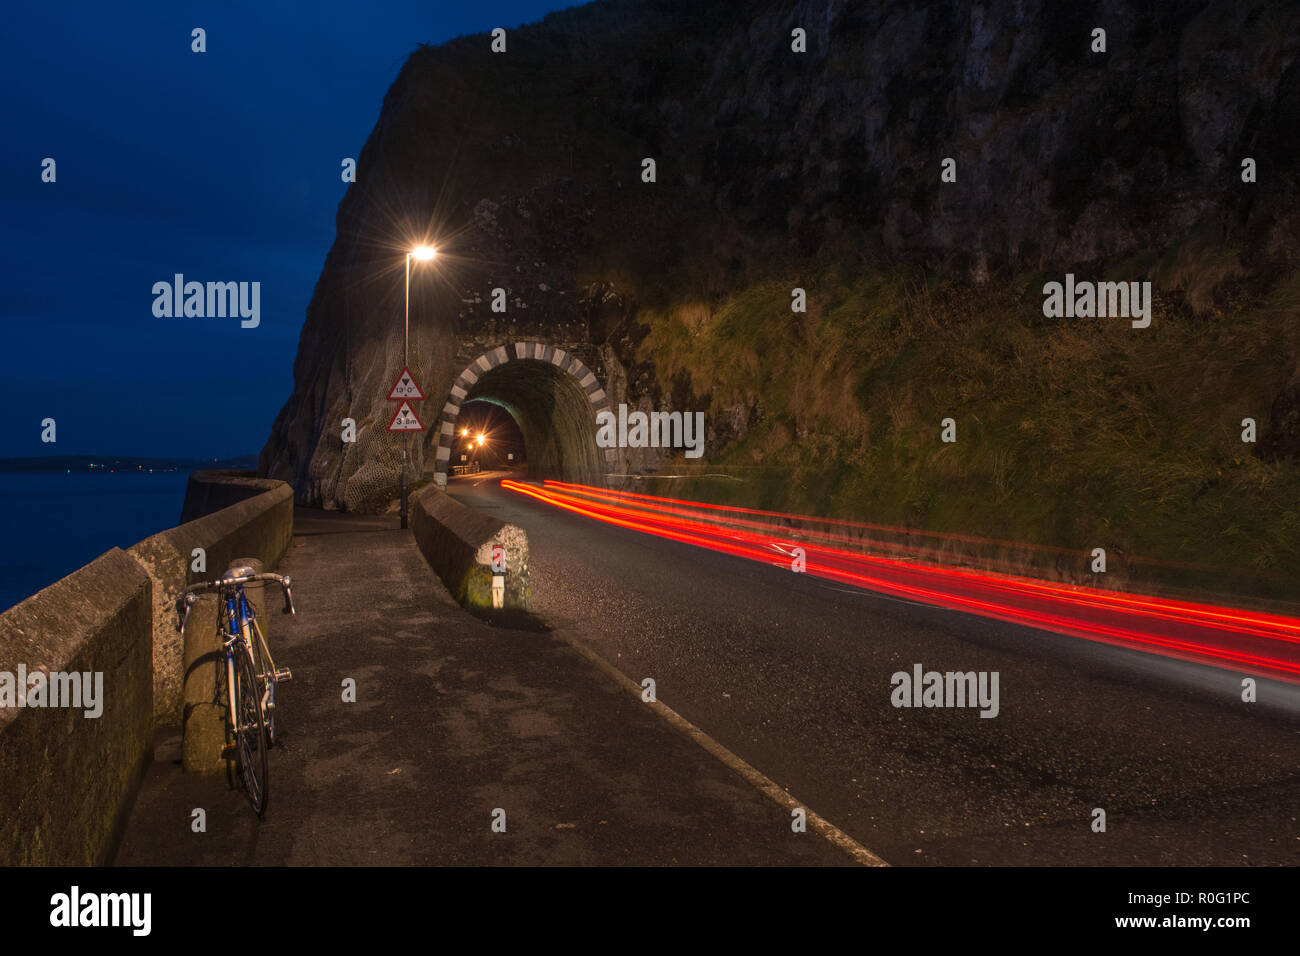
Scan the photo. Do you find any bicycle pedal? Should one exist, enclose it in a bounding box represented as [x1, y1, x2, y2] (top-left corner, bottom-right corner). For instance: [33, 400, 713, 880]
[220, 744, 237, 759]
[273, 667, 293, 683]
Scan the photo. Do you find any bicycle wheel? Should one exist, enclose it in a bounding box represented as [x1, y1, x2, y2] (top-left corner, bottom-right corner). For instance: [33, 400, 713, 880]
[232, 644, 270, 817]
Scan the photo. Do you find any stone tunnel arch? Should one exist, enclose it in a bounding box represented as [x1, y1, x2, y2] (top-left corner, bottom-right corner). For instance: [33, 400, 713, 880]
[430, 341, 613, 487]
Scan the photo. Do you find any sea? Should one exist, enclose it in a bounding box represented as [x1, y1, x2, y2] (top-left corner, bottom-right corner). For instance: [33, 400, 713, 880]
[0, 471, 191, 613]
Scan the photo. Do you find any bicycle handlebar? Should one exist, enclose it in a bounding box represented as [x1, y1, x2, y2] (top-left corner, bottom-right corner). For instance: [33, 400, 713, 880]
[174, 573, 295, 633]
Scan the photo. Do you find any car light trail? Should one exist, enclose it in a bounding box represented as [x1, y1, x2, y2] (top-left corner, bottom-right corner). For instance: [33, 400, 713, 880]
[502, 479, 1300, 683]
[539, 479, 1285, 585]
[541, 480, 1300, 637]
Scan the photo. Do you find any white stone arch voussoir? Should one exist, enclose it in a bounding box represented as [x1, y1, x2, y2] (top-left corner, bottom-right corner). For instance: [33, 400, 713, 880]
[431, 341, 613, 486]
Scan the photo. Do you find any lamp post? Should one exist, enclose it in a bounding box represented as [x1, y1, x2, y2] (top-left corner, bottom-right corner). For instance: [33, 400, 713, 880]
[401, 245, 436, 529]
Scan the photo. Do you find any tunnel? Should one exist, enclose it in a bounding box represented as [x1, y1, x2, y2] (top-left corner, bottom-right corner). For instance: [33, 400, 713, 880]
[430, 344, 610, 487]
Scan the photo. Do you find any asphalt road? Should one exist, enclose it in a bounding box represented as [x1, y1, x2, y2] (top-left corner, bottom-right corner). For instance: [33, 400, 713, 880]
[450, 472, 1300, 866]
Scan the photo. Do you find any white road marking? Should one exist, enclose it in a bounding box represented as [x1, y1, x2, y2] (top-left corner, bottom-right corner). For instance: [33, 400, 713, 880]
[560, 634, 889, 867]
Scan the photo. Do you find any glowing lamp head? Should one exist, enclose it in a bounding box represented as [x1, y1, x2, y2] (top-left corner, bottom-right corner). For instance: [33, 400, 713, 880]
[412, 245, 436, 261]
[460, 428, 468, 437]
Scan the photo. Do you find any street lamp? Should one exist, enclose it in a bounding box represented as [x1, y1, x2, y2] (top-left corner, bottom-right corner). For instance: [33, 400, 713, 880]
[400, 244, 437, 529]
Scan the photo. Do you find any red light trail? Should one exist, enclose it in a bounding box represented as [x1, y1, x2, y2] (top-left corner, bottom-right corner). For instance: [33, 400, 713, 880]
[501, 479, 1300, 684]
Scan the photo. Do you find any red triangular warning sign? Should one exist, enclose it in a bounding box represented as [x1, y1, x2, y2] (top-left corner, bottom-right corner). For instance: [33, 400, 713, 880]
[387, 401, 425, 432]
[387, 366, 425, 401]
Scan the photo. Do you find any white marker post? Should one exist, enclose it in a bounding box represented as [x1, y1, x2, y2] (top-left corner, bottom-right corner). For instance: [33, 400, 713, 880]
[491, 544, 505, 608]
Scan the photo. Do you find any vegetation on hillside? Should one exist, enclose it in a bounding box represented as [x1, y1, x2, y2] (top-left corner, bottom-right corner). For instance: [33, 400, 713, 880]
[635, 242, 1300, 603]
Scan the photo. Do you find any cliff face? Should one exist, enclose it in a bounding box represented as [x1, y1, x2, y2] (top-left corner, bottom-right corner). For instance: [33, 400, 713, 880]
[261, 0, 1300, 511]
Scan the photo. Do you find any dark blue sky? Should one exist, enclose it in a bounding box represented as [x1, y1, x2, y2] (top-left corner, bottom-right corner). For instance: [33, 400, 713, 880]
[1, 1, 574, 460]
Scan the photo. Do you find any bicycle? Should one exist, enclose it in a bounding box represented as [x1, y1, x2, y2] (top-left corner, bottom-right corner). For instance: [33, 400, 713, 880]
[175, 566, 295, 817]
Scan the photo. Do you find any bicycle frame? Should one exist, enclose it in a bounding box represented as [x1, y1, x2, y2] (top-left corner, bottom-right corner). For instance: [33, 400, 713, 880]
[230, 589, 280, 721]
[222, 591, 244, 673]
[219, 592, 255, 741]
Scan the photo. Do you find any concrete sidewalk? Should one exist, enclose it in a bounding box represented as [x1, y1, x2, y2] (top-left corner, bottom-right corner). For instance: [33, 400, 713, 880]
[114, 509, 853, 865]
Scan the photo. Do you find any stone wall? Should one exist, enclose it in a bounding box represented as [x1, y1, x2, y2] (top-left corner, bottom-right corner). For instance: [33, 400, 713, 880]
[410, 485, 530, 609]
[0, 549, 151, 866]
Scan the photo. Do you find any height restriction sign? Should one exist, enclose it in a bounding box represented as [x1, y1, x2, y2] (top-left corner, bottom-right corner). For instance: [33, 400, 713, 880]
[387, 366, 425, 401]
[387, 401, 425, 432]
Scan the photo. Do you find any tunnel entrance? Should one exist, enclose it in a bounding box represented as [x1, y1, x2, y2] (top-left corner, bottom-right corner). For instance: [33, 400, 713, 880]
[430, 342, 612, 487]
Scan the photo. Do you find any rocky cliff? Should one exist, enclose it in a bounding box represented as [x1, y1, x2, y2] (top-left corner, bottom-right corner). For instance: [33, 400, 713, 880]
[261, 0, 1300, 579]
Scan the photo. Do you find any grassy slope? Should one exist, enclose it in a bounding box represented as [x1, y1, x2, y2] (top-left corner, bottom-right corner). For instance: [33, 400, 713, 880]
[635, 246, 1300, 603]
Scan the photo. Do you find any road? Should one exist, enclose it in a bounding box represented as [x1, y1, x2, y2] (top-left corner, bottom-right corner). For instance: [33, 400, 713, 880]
[450, 472, 1300, 865]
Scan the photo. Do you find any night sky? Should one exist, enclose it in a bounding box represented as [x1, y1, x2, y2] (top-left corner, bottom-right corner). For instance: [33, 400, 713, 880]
[0, 2, 573, 460]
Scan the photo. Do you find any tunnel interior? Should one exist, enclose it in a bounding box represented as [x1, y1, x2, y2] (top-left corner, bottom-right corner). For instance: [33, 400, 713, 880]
[452, 400, 526, 470]
[451, 359, 605, 484]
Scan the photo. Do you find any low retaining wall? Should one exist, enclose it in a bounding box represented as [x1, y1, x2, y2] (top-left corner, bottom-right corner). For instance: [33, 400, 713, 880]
[0, 549, 152, 866]
[179, 469, 282, 524]
[0, 471, 293, 865]
[410, 486, 530, 609]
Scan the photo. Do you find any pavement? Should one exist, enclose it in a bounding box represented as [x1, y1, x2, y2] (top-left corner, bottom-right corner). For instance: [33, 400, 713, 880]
[450, 472, 1300, 867]
[114, 509, 853, 866]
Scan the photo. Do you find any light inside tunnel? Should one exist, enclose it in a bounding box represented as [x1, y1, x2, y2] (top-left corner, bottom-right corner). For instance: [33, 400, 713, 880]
[452, 400, 522, 469]
[502, 479, 1300, 685]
